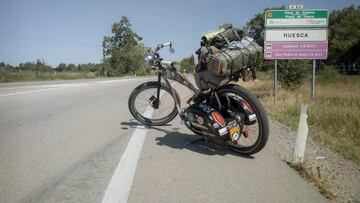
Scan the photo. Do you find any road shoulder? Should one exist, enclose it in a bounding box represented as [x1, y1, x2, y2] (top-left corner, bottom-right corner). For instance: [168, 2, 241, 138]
[127, 118, 327, 202]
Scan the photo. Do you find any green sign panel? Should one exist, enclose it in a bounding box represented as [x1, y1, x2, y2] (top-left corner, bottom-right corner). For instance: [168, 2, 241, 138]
[265, 9, 329, 27]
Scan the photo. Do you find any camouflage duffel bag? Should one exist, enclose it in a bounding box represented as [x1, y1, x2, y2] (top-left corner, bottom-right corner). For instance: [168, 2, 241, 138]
[195, 38, 263, 90]
[208, 39, 263, 76]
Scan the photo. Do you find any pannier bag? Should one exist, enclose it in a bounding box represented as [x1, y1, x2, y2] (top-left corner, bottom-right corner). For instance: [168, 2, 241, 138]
[195, 24, 263, 90]
[207, 39, 263, 77]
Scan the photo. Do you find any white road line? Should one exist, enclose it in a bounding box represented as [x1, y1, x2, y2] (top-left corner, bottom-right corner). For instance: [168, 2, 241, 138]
[101, 109, 153, 203]
[0, 87, 66, 97]
[0, 78, 152, 97]
[13, 83, 91, 89]
[101, 83, 176, 203]
[97, 79, 138, 84]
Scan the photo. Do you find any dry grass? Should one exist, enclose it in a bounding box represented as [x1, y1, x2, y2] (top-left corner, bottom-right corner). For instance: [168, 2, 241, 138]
[238, 72, 360, 163]
[290, 162, 336, 200]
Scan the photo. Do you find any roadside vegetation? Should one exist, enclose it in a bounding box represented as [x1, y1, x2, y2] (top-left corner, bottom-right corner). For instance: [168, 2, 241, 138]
[0, 60, 100, 83]
[240, 68, 360, 163]
[237, 5, 360, 163]
[0, 69, 97, 83]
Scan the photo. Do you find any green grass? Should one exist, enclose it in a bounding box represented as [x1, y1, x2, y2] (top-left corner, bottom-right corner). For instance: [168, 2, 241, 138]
[0, 70, 98, 83]
[240, 71, 360, 163]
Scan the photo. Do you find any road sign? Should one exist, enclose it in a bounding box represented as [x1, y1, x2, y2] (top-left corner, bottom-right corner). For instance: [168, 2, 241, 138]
[264, 7, 329, 101]
[264, 29, 328, 59]
[265, 41, 327, 51]
[265, 29, 327, 42]
[264, 50, 327, 60]
[264, 38, 328, 60]
[289, 5, 304, 10]
[265, 9, 328, 27]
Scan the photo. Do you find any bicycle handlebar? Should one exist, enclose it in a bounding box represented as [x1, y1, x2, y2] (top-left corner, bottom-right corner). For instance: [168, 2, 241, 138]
[163, 42, 172, 47]
[155, 41, 172, 52]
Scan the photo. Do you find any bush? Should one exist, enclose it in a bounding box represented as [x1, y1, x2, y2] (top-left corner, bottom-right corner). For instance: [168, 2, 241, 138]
[317, 65, 342, 84]
[258, 58, 274, 72]
[278, 60, 310, 90]
[135, 67, 149, 76]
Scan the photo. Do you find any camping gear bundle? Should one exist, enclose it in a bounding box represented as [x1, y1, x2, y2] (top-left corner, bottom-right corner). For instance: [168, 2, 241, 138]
[194, 24, 263, 90]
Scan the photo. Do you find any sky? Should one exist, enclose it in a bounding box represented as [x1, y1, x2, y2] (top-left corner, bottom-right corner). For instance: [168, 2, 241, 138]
[1, 0, 359, 67]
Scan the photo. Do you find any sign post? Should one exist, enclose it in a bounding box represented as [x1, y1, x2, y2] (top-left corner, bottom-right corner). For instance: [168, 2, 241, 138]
[274, 60, 277, 103]
[312, 60, 316, 99]
[264, 8, 328, 101]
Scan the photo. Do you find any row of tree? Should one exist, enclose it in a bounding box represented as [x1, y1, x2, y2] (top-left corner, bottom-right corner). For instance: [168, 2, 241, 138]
[0, 60, 104, 75]
[179, 55, 196, 73]
[55, 63, 103, 73]
[1, 59, 53, 72]
[2, 5, 359, 82]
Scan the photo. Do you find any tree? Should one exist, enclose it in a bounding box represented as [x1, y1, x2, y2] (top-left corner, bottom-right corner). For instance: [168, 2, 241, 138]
[246, 6, 285, 45]
[0, 62, 15, 71]
[180, 55, 196, 73]
[18, 59, 53, 72]
[102, 16, 147, 76]
[246, 13, 265, 46]
[328, 5, 360, 73]
[78, 64, 89, 72]
[67, 64, 77, 71]
[245, 6, 285, 72]
[56, 63, 67, 72]
[278, 60, 309, 90]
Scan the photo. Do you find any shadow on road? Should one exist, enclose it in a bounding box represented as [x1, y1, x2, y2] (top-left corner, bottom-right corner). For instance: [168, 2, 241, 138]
[120, 120, 254, 159]
[120, 120, 172, 129]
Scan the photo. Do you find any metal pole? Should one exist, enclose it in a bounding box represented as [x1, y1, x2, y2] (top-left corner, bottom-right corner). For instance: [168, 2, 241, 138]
[312, 60, 316, 100]
[274, 60, 278, 103]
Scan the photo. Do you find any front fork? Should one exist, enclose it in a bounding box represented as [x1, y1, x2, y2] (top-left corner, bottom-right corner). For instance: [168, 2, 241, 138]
[152, 72, 162, 109]
[156, 71, 187, 120]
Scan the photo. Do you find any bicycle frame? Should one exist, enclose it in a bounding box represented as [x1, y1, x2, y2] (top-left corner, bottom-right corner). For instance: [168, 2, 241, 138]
[155, 66, 201, 114]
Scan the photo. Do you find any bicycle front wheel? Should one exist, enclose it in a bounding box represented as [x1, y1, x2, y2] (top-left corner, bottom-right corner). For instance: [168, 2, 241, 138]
[128, 81, 180, 126]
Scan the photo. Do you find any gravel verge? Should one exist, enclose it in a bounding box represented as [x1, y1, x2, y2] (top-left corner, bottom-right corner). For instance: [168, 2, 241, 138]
[267, 118, 360, 202]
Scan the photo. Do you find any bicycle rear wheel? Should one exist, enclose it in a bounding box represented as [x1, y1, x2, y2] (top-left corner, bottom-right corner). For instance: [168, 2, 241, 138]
[128, 81, 180, 126]
[216, 84, 269, 155]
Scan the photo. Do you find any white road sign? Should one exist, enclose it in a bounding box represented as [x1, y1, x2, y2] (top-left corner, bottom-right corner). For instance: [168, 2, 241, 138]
[265, 29, 327, 42]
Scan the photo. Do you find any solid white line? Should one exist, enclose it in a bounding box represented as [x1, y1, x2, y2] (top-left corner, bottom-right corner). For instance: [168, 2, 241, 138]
[101, 82, 176, 203]
[17, 83, 90, 89]
[97, 78, 138, 84]
[101, 109, 153, 203]
[101, 102, 156, 203]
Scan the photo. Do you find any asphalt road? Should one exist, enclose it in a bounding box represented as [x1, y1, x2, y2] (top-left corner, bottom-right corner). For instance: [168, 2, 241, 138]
[0, 78, 327, 203]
